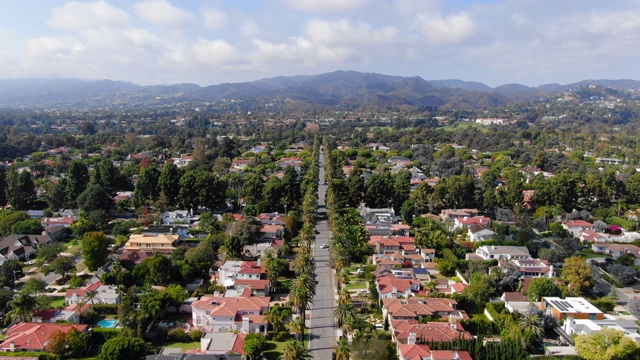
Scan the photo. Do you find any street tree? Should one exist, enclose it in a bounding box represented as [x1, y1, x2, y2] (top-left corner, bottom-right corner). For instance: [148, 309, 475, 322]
[82, 231, 111, 272]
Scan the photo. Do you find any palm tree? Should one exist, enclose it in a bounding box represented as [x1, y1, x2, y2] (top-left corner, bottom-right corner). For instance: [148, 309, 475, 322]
[85, 290, 98, 305]
[517, 312, 544, 343]
[289, 315, 306, 341]
[293, 252, 315, 277]
[280, 340, 313, 360]
[5, 292, 37, 325]
[266, 305, 291, 334]
[264, 250, 287, 292]
[334, 338, 351, 360]
[334, 303, 358, 337]
[338, 288, 351, 305]
[290, 273, 316, 315]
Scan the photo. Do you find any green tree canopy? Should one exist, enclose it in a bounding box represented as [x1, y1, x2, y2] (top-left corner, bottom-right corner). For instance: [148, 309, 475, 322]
[82, 231, 111, 272]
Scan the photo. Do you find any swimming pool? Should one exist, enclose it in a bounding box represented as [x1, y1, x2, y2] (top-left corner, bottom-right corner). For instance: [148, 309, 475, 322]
[97, 319, 119, 328]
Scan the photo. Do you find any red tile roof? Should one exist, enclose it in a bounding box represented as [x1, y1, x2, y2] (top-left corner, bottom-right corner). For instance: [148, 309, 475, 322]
[392, 320, 472, 343]
[0, 323, 88, 351]
[377, 275, 420, 295]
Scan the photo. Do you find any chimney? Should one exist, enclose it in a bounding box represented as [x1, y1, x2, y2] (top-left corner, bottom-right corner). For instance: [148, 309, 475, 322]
[242, 317, 250, 333]
[392, 286, 397, 294]
[408, 332, 417, 345]
[9, 342, 14, 351]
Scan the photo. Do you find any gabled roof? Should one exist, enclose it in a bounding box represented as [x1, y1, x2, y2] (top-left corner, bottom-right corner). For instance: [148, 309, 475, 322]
[0, 323, 87, 351]
[377, 275, 420, 295]
[392, 320, 472, 343]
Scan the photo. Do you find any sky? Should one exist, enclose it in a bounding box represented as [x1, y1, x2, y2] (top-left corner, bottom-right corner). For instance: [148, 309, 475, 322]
[1, 0, 639, 87]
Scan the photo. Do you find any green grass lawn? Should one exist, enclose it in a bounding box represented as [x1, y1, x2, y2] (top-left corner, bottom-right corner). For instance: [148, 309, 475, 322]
[577, 251, 611, 259]
[158, 341, 201, 351]
[441, 122, 482, 131]
[50, 296, 65, 308]
[344, 281, 366, 290]
[263, 340, 308, 360]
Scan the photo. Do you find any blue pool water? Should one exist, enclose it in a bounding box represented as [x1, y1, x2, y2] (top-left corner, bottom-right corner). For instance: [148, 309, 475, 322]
[97, 319, 119, 328]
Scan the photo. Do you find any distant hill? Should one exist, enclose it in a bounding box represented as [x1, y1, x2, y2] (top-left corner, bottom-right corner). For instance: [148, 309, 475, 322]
[0, 72, 638, 110]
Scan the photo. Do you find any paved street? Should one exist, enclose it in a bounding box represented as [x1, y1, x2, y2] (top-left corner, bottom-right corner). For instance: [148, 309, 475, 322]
[308, 146, 337, 358]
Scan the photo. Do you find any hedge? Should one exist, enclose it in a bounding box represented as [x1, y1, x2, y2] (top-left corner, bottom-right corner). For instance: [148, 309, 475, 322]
[91, 327, 122, 344]
[91, 303, 119, 315]
[485, 302, 506, 320]
[0, 353, 59, 360]
[589, 298, 616, 312]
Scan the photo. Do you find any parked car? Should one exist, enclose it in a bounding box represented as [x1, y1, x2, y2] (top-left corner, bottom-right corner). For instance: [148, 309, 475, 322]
[320, 244, 329, 249]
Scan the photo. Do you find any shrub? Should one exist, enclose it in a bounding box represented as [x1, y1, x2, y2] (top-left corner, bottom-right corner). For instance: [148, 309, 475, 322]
[589, 298, 617, 313]
[167, 327, 187, 342]
[91, 328, 121, 345]
[91, 304, 119, 315]
[188, 329, 203, 342]
[273, 331, 291, 342]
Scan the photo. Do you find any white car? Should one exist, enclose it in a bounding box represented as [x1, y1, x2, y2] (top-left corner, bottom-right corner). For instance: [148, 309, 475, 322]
[320, 244, 329, 249]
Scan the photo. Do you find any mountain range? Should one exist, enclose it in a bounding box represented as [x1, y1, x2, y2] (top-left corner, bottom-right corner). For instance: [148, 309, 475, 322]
[0, 70, 639, 110]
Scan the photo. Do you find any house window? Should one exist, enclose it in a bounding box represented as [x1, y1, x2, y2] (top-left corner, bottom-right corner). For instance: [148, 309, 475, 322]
[589, 314, 596, 320]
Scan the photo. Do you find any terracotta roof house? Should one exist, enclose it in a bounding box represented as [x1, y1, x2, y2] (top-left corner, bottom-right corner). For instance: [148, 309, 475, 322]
[376, 275, 421, 300]
[124, 234, 178, 252]
[191, 295, 270, 334]
[398, 344, 473, 360]
[440, 209, 478, 222]
[562, 220, 595, 237]
[453, 216, 491, 231]
[41, 217, 74, 228]
[591, 243, 640, 264]
[382, 298, 458, 321]
[501, 258, 554, 279]
[369, 235, 417, 255]
[0, 323, 88, 352]
[199, 332, 246, 356]
[233, 279, 271, 297]
[218, 261, 265, 287]
[65, 281, 120, 305]
[391, 320, 472, 344]
[118, 250, 156, 269]
[32, 303, 90, 324]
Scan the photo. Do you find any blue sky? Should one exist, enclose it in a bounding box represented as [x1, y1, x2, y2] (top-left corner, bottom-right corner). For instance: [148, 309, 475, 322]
[1, 0, 639, 87]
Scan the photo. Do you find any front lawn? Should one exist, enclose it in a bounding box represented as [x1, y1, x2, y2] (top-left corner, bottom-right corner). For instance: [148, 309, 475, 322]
[577, 251, 611, 259]
[344, 281, 366, 290]
[263, 340, 308, 360]
[50, 296, 65, 308]
[158, 341, 201, 351]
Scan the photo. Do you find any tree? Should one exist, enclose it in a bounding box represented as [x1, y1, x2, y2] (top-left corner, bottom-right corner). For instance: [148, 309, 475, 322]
[334, 338, 351, 360]
[266, 305, 292, 334]
[132, 166, 160, 208]
[22, 277, 47, 296]
[517, 312, 543, 344]
[575, 328, 639, 360]
[65, 160, 90, 208]
[158, 163, 181, 208]
[289, 273, 315, 315]
[82, 231, 111, 272]
[293, 252, 315, 276]
[0, 211, 29, 236]
[98, 336, 148, 360]
[280, 340, 313, 360]
[0, 259, 24, 288]
[65, 327, 87, 358]
[11, 218, 44, 234]
[527, 278, 561, 301]
[92, 158, 127, 197]
[563, 256, 594, 296]
[6, 168, 36, 210]
[607, 264, 638, 286]
[47, 256, 76, 281]
[264, 251, 288, 292]
[5, 291, 36, 324]
[45, 329, 67, 355]
[243, 333, 267, 360]
[334, 303, 358, 336]
[78, 183, 114, 214]
[0, 166, 7, 207]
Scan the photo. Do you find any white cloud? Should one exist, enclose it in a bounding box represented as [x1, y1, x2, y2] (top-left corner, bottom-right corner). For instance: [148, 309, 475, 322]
[241, 19, 259, 37]
[202, 7, 228, 29]
[26, 36, 85, 59]
[48, 1, 132, 30]
[306, 19, 398, 47]
[282, 0, 370, 12]
[585, 10, 640, 35]
[134, 0, 194, 28]
[414, 12, 476, 45]
[189, 39, 241, 67]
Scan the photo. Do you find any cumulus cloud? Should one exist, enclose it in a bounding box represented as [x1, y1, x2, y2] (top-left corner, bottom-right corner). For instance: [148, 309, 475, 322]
[189, 39, 241, 67]
[306, 19, 398, 47]
[585, 10, 640, 35]
[282, 0, 370, 12]
[47, 1, 131, 30]
[414, 12, 476, 45]
[26, 36, 85, 59]
[134, 0, 194, 28]
[202, 7, 228, 29]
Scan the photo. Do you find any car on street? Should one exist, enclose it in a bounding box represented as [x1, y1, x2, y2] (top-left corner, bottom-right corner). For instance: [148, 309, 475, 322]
[320, 244, 328, 249]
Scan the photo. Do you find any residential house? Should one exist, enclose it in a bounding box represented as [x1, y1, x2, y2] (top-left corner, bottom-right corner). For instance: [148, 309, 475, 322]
[440, 209, 479, 222]
[27, 210, 44, 219]
[591, 243, 640, 264]
[467, 245, 531, 261]
[233, 279, 271, 297]
[0, 234, 51, 260]
[243, 239, 283, 258]
[562, 220, 595, 237]
[382, 298, 460, 322]
[65, 281, 121, 305]
[0, 323, 88, 352]
[391, 320, 472, 345]
[44, 226, 67, 242]
[376, 275, 421, 300]
[580, 230, 609, 243]
[141, 225, 190, 240]
[124, 234, 178, 252]
[541, 297, 604, 320]
[398, 344, 473, 360]
[118, 250, 156, 269]
[467, 225, 496, 242]
[453, 216, 491, 231]
[360, 206, 401, 225]
[369, 236, 417, 255]
[162, 210, 199, 225]
[41, 217, 74, 228]
[500, 258, 554, 278]
[32, 303, 90, 324]
[501, 292, 537, 314]
[217, 261, 264, 287]
[260, 224, 283, 241]
[563, 317, 640, 343]
[191, 295, 270, 334]
[199, 332, 246, 356]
